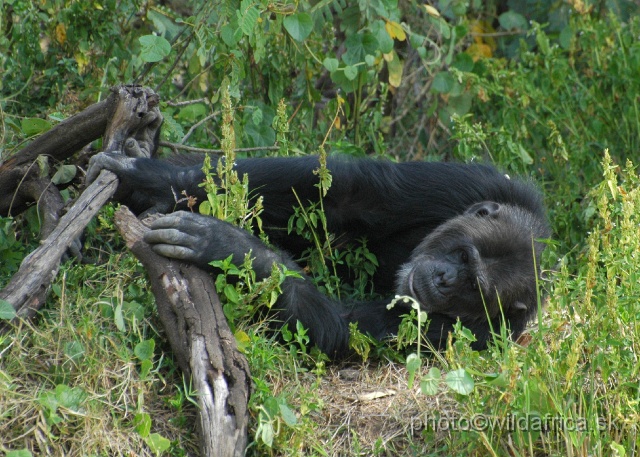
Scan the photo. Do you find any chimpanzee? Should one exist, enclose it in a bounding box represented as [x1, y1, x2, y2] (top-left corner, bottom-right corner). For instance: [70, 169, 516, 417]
[87, 153, 550, 357]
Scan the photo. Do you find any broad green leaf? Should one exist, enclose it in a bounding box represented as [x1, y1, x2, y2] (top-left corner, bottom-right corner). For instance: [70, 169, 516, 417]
[235, 330, 251, 352]
[452, 52, 474, 72]
[344, 65, 358, 81]
[6, 450, 33, 457]
[283, 13, 313, 42]
[406, 353, 421, 389]
[420, 367, 441, 395]
[221, 23, 239, 46]
[244, 119, 275, 147]
[445, 368, 475, 395]
[114, 302, 126, 332]
[323, 57, 339, 72]
[279, 402, 298, 426]
[0, 299, 17, 320]
[140, 359, 152, 378]
[259, 420, 275, 446]
[134, 339, 156, 361]
[138, 35, 171, 62]
[145, 433, 171, 454]
[134, 412, 152, 438]
[55, 384, 87, 411]
[371, 20, 394, 54]
[409, 32, 426, 50]
[224, 284, 240, 304]
[177, 103, 207, 122]
[432, 71, 455, 93]
[427, 15, 450, 39]
[21, 118, 52, 136]
[63, 341, 85, 363]
[343, 32, 379, 66]
[252, 107, 263, 125]
[52, 164, 77, 185]
[499, 11, 528, 31]
[519, 144, 534, 164]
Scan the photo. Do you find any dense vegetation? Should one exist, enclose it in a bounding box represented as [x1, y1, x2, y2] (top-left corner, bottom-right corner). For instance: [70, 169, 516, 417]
[1, 0, 639, 455]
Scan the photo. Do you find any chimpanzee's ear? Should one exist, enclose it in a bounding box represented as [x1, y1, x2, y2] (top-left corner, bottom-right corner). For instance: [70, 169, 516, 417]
[464, 201, 501, 218]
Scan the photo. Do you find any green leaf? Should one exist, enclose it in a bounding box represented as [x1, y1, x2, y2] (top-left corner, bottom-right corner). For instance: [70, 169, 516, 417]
[177, 103, 207, 123]
[114, 302, 126, 332]
[409, 33, 426, 50]
[138, 35, 171, 63]
[55, 384, 87, 411]
[259, 420, 275, 447]
[344, 65, 358, 81]
[21, 118, 52, 136]
[279, 402, 298, 426]
[371, 20, 394, 54]
[406, 353, 421, 389]
[0, 299, 17, 320]
[323, 57, 339, 73]
[144, 433, 171, 454]
[498, 11, 528, 31]
[224, 284, 240, 304]
[283, 13, 313, 42]
[6, 450, 33, 457]
[134, 339, 156, 361]
[343, 32, 379, 66]
[221, 23, 239, 47]
[134, 412, 152, 438]
[420, 367, 441, 395]
[427, 15, 450, 39]
[252, 107, 263, 125]
[445, 368, 475, 395]
[140, 359, 152, 378]
[52, 165, 77, 185]
[518, 144, 534, 164]
[432, 71, 455, 94]
[452, 52, 474, 72]
[238, 5, 260, 37]
[63, 341, 85, 363]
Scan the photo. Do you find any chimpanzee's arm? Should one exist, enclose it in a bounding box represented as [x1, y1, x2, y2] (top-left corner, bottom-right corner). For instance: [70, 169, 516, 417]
[143, 211, 351, 356]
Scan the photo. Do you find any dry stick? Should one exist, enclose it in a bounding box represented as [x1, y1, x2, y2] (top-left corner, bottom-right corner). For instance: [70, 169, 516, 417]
[113, 207, 251, 457]
[0, 170, 118, 320]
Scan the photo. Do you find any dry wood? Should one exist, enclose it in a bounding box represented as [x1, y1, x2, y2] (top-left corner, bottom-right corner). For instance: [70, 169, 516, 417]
[0, 85, 161, 217]
[0, 170, 118, 320]
[1, 85, 161, 318]
[114, 207, 251, 457]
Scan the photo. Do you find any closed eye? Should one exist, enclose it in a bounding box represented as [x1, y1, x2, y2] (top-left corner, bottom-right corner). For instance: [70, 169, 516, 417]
[460, 249, 469, 263]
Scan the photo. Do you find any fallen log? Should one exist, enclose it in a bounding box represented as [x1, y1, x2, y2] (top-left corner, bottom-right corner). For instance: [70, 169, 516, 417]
[0, 169, 118, 321]
[114, 206, 251, 457]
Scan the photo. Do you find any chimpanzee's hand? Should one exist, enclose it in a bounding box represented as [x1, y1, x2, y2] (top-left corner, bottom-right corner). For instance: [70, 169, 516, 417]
[143, 211, 287, 278]
[86, 152, 137, 184]
[86, 152, 179, 215]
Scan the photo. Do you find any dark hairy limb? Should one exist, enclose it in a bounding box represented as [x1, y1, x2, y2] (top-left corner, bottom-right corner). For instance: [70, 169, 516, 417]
[144, 211, 352, 356]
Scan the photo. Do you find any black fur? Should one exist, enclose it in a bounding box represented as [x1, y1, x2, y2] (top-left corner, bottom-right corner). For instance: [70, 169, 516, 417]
[87, 154, 550, 357]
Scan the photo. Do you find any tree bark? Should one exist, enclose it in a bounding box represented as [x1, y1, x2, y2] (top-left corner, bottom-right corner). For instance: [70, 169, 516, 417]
[0, 85, 162, 217]
[114, 207, 251, 457]
[1, 85, 162, 318]
[0, 170, 118, 321]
